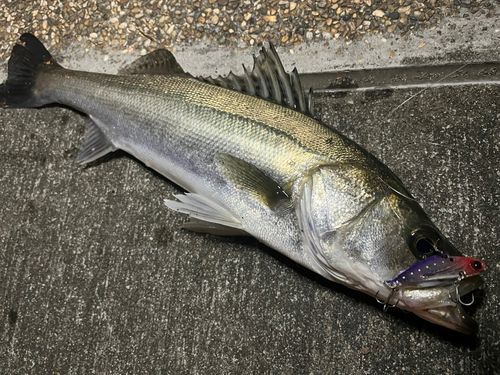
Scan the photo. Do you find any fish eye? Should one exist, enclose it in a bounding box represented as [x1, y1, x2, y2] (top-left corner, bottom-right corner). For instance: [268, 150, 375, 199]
[409, 226, 442, 259]
[398, 200, 410, 211]
[415, 237, 434, 254]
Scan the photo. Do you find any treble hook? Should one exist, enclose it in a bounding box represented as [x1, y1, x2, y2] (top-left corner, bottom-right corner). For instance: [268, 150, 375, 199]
[375, 289, 399, 311]
[455, 279, 475, 306]
[375, 290, 386, 304]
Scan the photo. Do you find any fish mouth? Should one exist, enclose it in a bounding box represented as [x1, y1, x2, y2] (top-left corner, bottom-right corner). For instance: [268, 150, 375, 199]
[401, 275, 484, 335]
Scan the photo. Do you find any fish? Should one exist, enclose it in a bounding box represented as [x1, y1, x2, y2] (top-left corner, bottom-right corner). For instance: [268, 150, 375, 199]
[0, 33, 486, 335]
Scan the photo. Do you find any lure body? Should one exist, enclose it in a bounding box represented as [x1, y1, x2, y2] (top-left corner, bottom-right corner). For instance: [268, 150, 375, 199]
[386, 254, 485, 288]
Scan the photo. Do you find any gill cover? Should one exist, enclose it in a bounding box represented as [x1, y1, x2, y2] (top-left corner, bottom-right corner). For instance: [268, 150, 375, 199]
[296, 162, 466, 286]
[297, 164, 418, 285]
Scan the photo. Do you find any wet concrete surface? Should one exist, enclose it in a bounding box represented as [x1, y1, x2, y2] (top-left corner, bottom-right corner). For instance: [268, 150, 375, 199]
[0, 63, 498, 372]
[301, 62, 500, 93]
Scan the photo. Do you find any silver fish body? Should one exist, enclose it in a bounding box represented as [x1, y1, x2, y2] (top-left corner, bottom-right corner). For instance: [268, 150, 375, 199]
[0, 34, 485, 334]
[38, 68, 362, 275]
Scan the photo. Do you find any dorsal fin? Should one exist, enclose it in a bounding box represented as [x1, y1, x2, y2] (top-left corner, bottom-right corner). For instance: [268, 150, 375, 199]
[118, 49, 186, 75]
[197, 44, 314, 117]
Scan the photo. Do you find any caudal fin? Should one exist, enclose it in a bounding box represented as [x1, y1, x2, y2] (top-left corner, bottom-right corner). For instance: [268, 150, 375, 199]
[0, 33, 60, 108]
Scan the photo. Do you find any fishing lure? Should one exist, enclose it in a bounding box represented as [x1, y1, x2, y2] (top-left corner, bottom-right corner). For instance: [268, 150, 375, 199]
[378, 254, 486, 309]
[386, 253, 485, 289]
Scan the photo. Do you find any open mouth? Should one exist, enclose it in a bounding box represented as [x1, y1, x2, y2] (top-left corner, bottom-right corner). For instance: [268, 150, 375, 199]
[403, 275, 484, 335]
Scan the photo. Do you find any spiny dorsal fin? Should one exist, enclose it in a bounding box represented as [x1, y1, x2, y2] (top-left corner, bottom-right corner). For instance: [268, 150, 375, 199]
[118, 49, 186, 75]
[197, 44, 314, 117]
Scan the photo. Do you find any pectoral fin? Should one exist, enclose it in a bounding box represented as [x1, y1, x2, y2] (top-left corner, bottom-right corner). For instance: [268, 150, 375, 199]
[164, 155, 292, 235]
[215, 154, 291, 211]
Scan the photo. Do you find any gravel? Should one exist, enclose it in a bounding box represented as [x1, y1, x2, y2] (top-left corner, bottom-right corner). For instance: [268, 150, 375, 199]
[0, 0, 498, 60]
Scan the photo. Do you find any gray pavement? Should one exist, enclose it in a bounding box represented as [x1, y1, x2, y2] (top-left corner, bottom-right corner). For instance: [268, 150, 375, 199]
[1, 6, 500, 375]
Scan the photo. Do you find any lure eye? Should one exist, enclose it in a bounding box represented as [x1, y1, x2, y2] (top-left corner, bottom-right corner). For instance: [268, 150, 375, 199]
[472, 260, 483, 270]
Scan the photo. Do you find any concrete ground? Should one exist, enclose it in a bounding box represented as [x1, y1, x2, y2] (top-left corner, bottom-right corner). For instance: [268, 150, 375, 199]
[1, 3, 500, 375]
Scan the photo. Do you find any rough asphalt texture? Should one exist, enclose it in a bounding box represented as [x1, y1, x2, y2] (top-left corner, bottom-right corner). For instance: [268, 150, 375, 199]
[1, 2, 500, 375]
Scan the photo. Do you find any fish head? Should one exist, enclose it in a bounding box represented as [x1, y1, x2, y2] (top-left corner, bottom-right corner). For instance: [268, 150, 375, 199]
[297, 163, 485, 334]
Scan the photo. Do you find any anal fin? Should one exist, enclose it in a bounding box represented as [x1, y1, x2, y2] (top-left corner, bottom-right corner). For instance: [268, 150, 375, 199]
[75, 117, 117, 164]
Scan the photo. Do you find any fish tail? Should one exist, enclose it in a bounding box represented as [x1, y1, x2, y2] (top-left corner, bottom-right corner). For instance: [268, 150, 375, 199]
[0, 33, 61, 108]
